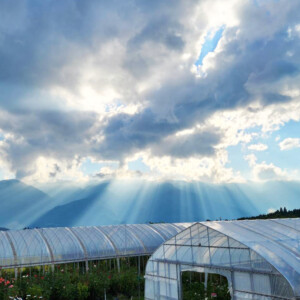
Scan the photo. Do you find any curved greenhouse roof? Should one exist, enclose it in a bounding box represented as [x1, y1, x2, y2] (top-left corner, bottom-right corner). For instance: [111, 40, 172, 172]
[145, 218, 300, 300]
[0, 223, 192, 269]
[206, 218, 300, 296]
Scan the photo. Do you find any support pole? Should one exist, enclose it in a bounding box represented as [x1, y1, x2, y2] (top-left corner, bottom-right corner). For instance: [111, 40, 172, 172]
[138, 256, 141, 300]
[117, 257, 120, 273]
[205, 272, 208, 289]
[176, 264, 182, 300]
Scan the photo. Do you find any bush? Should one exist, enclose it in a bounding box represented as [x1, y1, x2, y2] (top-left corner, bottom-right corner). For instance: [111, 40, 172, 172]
[0, 260, 146, 300]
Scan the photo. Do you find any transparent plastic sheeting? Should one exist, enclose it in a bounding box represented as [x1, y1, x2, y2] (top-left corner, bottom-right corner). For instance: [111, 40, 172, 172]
[0, 223, 192, 268]
[145, 218, 300, 300]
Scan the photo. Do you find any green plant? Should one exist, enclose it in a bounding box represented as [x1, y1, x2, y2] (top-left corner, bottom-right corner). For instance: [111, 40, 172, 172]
[77, 282, 89, 300]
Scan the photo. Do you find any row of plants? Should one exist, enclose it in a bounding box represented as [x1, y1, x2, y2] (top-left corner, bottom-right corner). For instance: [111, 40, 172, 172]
[182, 271, 231, 300]
[0, 259, 232, 300]
[0, 257, 146, 300]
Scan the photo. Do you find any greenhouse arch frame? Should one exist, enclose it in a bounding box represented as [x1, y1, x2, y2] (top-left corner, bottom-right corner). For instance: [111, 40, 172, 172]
[0, 223, 193, 271]
[145, 218, 300, 300]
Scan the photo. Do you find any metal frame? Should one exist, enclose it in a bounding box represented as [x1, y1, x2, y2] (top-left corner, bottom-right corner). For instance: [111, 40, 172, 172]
[145, 219, 300, 300]
[0, 223, 192, 270]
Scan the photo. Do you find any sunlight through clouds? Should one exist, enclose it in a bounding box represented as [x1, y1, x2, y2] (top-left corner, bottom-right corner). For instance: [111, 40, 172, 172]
[0, 0, 300, 184]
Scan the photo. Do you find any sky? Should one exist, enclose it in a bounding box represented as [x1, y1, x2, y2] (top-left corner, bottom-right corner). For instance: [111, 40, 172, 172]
[0, 0, 300, 184]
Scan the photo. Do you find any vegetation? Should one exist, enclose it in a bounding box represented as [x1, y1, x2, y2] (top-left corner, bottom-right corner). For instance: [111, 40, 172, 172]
[0, 257, 147, 300]
[182, 272, 231, 300]
[238, 207, 300, 220]
[1, 208, 298, 299]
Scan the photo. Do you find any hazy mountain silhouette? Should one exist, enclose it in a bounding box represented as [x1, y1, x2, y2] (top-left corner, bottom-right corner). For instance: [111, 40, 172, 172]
[30, 181, 111, 227]
[1, 179, 300, 229]
[0, 179, 51, 229]
[29, 180, 300, 228]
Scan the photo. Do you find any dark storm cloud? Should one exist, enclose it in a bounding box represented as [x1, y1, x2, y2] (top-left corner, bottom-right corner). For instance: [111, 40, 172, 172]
[128, 18, 185, 51]
[261, 93, 292, 105]
[99, 109, 181, 159]
[152, 129, 220, 158]
[0, 0, 190, 92]
[0, 0, 150, 102]
[0, 110, 102, 177]
[123, 18, 185, 78]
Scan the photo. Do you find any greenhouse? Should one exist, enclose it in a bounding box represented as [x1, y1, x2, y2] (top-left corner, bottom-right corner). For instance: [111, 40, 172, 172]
[0, 223, 192, 270]
[145, 218, 300, 300]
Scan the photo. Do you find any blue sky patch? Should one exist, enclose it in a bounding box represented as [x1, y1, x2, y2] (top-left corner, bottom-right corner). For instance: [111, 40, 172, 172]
[195, 26, 225, 66]
[128, 157, 150, 173]
[80, 158, 119, 175]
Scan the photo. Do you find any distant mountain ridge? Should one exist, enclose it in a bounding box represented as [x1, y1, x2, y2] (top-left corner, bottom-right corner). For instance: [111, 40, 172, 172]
[0, 179, 52, 229]
[30, 180, 300, 228]
[1, 179, 300, 229]
[30, 182, 112, 228]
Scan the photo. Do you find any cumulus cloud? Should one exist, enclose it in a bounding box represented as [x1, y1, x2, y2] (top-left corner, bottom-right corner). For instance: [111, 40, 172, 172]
[248, 143, 268, 151]
[0, 0, 300, 182]
[152, 128, 220, 158]
[244, 154, 295, 182]
[267, 208, 276, 214]
[254, 163, 287, 181]
[279, 138, 300, 150]
[0, 109, 103, 178]
[142, 148, 244, 183]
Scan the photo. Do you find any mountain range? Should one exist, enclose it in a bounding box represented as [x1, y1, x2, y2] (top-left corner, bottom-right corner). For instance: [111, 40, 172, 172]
[0, 179, 299, 229]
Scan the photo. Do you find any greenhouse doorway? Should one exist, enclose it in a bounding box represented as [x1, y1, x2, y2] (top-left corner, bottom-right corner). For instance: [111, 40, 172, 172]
[182, 271, 231, 300]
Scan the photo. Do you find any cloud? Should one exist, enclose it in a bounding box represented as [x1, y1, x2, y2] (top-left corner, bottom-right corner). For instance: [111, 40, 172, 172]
[0, 0, 300, 182]
[279, 138, 300, 150]
[254, 163, 287, 181]
[248, 143, 268, 151]
[0, 109, 103, 178]
[152, 128, 220, 158]
[98, 0, 300, 163]
[244, 154, 257, 168]
[244, 154, 291, 182]
[267, 208, 276, 214]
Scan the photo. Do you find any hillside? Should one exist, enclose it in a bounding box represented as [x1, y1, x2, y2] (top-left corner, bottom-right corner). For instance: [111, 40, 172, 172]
[29, 180, 300, 228]
[0, 179, 52, 229]
[0, 179, 299, 229]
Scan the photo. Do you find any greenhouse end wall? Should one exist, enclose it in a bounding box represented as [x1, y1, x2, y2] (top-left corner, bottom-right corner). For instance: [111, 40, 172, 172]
[145, 220, 300, 300]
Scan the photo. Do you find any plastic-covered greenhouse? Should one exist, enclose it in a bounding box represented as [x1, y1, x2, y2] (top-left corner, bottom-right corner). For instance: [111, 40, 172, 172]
[0, 223, 192, 269]
[145, 218, 300, 300]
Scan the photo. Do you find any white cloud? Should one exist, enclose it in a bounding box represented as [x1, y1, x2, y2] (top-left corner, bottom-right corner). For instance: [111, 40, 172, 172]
[208, 99, 300, 147]
[267, 208, 276, 214]
[254, 162, 287, 181]
[142, 149, 245, 183]
[248, 143, 268, 151]
[244, 154, 292, 182]
[22, 156, 89, 184]
[1, 0, 300, 183]
[279, 138, 300, 151]
[244, 154, 257, 168]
